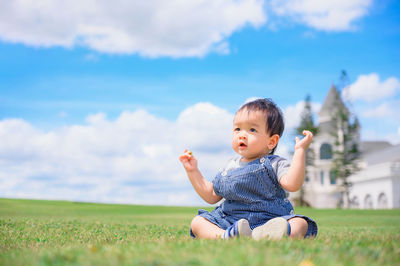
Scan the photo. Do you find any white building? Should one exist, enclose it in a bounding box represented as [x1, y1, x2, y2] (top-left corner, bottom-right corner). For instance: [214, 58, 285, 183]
[291, 85, 400, 209]
[347, 142, 400, 209]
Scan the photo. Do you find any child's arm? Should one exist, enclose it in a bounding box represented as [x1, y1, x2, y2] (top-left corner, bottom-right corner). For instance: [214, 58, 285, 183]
[279, 130, 313, 192]
[179, 149, 223, 204]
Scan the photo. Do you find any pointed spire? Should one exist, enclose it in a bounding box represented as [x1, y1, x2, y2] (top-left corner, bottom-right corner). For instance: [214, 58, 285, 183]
[319, 84, 347, 117]
[354, 117, 361, 128]
[318, 84, 349, 127]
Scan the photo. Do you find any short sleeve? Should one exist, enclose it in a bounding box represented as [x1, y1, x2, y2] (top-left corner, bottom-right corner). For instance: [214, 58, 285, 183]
[270, 156, 290, 181]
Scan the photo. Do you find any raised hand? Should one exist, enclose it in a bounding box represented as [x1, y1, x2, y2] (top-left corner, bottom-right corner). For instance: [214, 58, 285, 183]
[179, 149, 198, 172]
[295, 130, 313, 150]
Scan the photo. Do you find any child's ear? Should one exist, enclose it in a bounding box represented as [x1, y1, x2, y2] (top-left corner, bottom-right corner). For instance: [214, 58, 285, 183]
[267, 134, 280, 150]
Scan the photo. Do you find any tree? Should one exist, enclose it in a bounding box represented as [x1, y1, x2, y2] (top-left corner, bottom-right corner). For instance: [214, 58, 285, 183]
[295, 94, 318, 206]
[330, 73, 360, 208]
[296, 94, 319, 138]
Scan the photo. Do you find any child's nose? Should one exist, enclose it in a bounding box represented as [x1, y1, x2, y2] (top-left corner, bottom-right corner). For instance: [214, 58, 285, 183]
[239, 135, 246, 140]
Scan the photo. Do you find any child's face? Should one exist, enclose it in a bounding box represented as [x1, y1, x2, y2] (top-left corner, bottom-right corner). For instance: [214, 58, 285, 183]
[232, 109, 279, 162]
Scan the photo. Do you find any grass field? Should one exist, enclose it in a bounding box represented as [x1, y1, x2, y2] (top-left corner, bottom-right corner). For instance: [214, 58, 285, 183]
[1, 198, 399, 265]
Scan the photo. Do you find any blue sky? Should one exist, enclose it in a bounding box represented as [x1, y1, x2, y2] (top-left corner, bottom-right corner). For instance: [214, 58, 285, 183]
[0, 0, 399, 205]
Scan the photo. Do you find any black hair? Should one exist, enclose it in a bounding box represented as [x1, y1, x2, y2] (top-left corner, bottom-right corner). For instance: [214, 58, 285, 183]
[237, 98, 285, 154]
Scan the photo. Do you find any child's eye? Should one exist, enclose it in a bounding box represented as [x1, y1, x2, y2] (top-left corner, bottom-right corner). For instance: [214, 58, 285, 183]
[250, 128, 256, 132]
[234, 128, 240, 131]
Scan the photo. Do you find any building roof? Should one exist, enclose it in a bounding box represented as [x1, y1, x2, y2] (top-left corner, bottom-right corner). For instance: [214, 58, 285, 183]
[318, 84, 348, 118]
[363, 143, 400, 166]
[361, 141, 393, 155]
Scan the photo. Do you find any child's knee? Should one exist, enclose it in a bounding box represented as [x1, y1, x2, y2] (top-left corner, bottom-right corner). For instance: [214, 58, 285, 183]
[288, 217, 308, 238]
[190, 216, 205, 234]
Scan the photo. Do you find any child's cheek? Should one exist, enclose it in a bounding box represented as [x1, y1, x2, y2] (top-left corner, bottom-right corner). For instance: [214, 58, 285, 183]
[231, 139, 238, 151]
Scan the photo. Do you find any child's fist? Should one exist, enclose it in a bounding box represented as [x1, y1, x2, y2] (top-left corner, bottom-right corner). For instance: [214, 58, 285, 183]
[179, 149, 198, 172]
[295, 130, 313, 150]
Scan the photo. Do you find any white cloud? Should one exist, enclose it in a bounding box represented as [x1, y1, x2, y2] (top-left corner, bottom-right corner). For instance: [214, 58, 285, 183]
[362, 102, 392, 118]
[283, 100, 321, 130]
[0, 0, 266, 57]
[338, 73, 400, 145]
[343, 73, 400, 102]
[284, 101, 305, 130]
[176, 103, 233, 152]
[0, 103, 235, 206]
[358, 100, 400, 144]
[270, 0, 372, 31]
[0, 1, 376, 57]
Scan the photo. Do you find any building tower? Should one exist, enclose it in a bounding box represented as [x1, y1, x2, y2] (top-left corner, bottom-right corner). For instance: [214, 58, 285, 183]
[302, 85, 360, 208]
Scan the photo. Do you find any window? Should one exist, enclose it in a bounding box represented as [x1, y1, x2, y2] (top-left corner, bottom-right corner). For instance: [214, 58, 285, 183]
[378, 193, 388, 209]
[320, 143, 333, 159]
[320, 171, 325, 185]
[350, 196, 360, 209]
[329, 171, 336, 184]
[364, 194, 373, 209]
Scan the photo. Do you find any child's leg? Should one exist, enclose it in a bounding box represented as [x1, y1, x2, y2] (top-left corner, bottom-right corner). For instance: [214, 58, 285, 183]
[191, 216, 224, 239]
[288, 217, 308, 239]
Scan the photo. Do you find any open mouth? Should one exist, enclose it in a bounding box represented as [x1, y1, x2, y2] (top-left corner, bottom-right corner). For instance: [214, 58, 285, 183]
[239, 142, 247, 148]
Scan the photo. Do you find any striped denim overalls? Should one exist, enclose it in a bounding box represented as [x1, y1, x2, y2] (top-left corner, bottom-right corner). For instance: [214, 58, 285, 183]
[191, 155, 318, 238]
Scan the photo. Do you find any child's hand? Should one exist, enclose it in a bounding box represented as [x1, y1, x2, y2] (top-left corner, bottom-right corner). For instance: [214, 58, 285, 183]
[295, 130, 313, 151]
[179, 149, 198, 172]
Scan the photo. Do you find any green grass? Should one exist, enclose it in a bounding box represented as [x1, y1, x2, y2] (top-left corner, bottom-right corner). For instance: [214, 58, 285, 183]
[1, 198, 399, 265]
